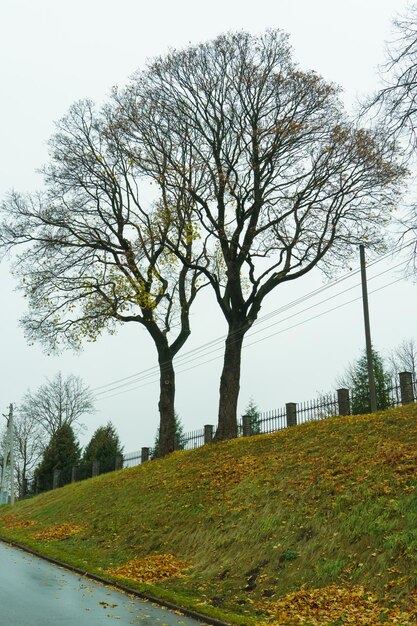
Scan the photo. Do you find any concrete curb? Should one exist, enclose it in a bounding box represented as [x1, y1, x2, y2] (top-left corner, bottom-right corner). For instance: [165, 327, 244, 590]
[0, 536, 231, 626]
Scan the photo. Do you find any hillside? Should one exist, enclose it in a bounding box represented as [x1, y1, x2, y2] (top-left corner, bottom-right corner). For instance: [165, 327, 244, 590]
[1, 405, 417, 625]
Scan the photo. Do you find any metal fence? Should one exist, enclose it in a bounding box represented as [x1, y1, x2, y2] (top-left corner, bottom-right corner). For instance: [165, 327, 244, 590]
[29, 454, 125, 495]
[104, 373, 416, 470]
[386, 378, 402, 408]
[291, 392, 339, 426]
[20, 371, 416, 497]
[122, 450, 142, 468]
[256, 406, 287, 434]
[183, 428, 205, 450]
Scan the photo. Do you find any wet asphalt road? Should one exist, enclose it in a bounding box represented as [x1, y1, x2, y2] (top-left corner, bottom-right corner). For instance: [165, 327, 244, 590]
[0, 542, 206, 625]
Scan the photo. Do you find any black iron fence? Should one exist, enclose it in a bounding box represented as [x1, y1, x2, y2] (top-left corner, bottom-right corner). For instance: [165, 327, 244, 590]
[387, 378, 403, 408]
[32, 455, 125, 494]
[122, 450, 142, 468]
[22, 371, 416, 497]
[183, 428, 205, 450]
[251, 405, 287, 435]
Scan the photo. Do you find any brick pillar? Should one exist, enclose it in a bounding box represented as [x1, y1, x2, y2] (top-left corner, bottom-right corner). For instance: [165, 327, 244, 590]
[53, 469, 60, 489]
[92, 460, 100, 477]
[399, 371, 415, 405]
[71, 466, 77, 483]
[286, 402, 297, 427]
[242, 414, 252, 436]
[337, 388, 351, 416]
[204, 425, 214, 444]
[141, 447, 150, 463]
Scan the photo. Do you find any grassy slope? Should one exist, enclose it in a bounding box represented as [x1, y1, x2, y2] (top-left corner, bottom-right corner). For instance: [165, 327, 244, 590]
[2, 406, 417, 625]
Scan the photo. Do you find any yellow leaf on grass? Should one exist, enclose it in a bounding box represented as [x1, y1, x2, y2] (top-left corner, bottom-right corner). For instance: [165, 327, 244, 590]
[107, 554, 188, 584]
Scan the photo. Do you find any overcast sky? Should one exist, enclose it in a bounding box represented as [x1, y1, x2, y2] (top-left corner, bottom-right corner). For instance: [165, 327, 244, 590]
[1, 0, 416, 452]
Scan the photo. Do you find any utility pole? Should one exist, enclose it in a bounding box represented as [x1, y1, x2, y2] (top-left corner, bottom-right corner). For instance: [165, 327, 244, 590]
[9, 405, 14, 507]
[359, 244, 377, 413]
[0, 412, 8, 504]
[0, 404, 15, 506]
[0, 454, 4, 504]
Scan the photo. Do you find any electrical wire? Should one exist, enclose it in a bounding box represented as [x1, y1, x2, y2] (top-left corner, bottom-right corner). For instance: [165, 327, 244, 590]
[93, 242, 411, 396]
[93, 240, 411, 395]
[93, 250, 410, 397]
[94, 258, 408, 398]
[94, 264, 410, 401]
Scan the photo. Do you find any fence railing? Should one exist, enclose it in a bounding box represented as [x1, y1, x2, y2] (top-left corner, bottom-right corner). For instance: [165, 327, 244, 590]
[23, 370, 416, 497]
[122, 450, 142, 468]
[127, 371, 415, 465]
[183, 428, 205, 450]
[387, 379, 402, 407]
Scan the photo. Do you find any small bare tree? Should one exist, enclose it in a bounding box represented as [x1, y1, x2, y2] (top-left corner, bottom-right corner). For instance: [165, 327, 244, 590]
[117, 30, 405, 440]
[0, 408, 45, 499]
[366, 5, 417, 152]
[13, 409, 46, 497]
[364, 5, 417, 265]
[387, 338, 417, 383]
[19, 372, 95, 437]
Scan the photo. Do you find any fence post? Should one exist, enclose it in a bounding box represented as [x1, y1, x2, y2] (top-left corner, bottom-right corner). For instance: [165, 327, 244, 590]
[204, 425, 214, 444]
[399, 371, 415, 405]
[141, 447, 150, 463]
[52, 469, 60, 489]
[71, 466, 77, 483]
[337, 388, 351, 416]
[115, 455, 123, 471]
[242, 414, 252, 436]
[92, 460, 100, 477]
[286, 403, 297, 427]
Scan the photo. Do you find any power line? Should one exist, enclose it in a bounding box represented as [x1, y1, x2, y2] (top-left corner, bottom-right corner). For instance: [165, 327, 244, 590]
[93, 253, 409, 397]
[94, 269, 408, 401]
[96, 258, 408, 398]
[93, 241, 412, 397]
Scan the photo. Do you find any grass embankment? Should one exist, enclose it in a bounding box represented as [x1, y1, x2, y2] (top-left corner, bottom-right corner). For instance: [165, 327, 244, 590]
[2, 406, 417, 625]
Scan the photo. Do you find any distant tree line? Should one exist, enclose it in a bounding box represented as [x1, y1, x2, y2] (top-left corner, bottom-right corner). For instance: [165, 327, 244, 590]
[0, 372, 124, 497]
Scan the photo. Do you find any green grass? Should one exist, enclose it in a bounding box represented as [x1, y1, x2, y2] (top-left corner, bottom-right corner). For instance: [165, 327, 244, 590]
[2, 405, 417, 624]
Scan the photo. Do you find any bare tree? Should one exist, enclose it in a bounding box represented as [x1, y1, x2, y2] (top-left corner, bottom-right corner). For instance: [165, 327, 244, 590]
[366, 5, 417, 153]
[0, 101, 205, 456]
[387, 337, 417, 382]
[364, 5, 417, 265]
[13, 409, 46, 497]
[19, 372, 95, 437]
[0, 408, 45, 499]
[116, 30, 405, 440]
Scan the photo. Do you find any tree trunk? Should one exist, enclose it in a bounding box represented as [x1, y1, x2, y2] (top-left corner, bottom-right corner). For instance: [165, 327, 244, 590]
[157, 353, 176, 456]
[215, 326, 246, 441]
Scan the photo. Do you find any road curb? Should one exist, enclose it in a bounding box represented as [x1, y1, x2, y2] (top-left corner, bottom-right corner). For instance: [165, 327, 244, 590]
[0, 536, 231, 626]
